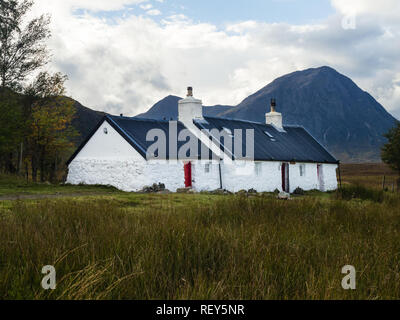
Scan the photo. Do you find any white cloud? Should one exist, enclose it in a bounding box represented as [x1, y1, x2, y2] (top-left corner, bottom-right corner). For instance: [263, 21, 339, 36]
[140, 4, 153, 10]
[33, 0, 147, 13]
[331, 0, 400, 17]
[29, 0, 400, 119]
[146, 9, 161, 16]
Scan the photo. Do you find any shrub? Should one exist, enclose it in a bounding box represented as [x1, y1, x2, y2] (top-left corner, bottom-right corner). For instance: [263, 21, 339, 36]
[336, 184, 384, 203]
[293, 187, 305, 195]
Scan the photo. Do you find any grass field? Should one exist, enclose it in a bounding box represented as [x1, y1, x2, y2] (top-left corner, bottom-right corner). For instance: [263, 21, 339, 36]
[0, 174, 122, 197]
[0, 164, 399, 300]
[340, 163, 398, 189]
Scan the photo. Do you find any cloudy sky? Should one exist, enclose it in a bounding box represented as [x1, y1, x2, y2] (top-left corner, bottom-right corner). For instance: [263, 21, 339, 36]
[30, 0, 400, 119]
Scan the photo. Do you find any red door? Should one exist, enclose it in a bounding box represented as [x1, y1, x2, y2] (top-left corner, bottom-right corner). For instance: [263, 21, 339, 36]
[281, 163, 289, 192]
[184, 162, 192, 188]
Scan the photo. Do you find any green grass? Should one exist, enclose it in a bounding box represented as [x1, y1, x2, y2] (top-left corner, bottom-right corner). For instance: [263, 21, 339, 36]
[0, 174, 121, 196]
[336, 184, 385, 203]
[340, 163, 399, 189]
[1, 169, 400, 300]
[1, 192, 400, 300]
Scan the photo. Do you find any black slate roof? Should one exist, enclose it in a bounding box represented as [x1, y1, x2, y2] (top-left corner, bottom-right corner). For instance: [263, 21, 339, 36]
[67, 115, 338, 164]
[194, 117, 338, 163]
[67, 115, 214, 164]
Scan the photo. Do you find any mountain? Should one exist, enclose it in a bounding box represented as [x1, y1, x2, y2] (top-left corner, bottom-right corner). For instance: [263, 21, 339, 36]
[69, 99, 107, 143]
[0, 88, 106, 145]
[137, 66, 398, 162]
[136, 95, 234, 120]
[136, 95, 180, 120]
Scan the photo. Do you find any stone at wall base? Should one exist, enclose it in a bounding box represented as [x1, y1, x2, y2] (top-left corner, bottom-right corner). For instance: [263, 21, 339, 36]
[278, 192, 291, 200]
[141, 183, 166, 193]
[177, 187, 193, 194]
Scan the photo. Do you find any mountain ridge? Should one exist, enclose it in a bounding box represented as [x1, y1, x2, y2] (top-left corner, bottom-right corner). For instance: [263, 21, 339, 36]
[136, 66, 397, 162]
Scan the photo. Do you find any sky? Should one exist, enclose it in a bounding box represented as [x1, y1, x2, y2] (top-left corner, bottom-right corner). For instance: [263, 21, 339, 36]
[30, 0, 400, 119]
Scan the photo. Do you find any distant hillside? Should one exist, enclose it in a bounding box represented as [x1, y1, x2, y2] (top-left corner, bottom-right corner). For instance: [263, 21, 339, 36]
[136, 95, 234, 120]
[0, 89, 106, 145]
[68, 98, 107, 144]
[136, 66, 398, 162]
[221, 66, 397, 162]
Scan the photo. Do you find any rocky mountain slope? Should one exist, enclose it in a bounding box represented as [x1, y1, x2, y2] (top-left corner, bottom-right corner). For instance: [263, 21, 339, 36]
[137, 66, 397, 162]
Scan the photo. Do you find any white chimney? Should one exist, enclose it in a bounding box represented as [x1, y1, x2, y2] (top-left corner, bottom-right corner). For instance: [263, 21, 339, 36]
[178, 87, 203, 123]
[266, 98, 283, 130]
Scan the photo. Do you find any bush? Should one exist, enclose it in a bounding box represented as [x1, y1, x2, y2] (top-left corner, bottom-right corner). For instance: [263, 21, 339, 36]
[293, 187, 305, 195]
[336, 184, 384, 203]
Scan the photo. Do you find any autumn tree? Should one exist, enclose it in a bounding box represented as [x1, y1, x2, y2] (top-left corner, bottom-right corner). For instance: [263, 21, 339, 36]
[0, 89, 23, 172]
[0, 0, 51, 175]
[26, 72, 77, 182]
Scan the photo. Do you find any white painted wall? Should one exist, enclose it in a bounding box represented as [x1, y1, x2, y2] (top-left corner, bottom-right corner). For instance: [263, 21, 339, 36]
[321, 163, 338, 191]
[66, 120, 149, 191]
[289, 162, 319, 192]
[288, 162, 338, 192]
[221, 161, 282, 192]
[66, 120, 221, 192]
[192, 162, 221, 191]
[218, 161, 337, 193]
[67, 121, 338, 193]
[73, 120, 142, 159]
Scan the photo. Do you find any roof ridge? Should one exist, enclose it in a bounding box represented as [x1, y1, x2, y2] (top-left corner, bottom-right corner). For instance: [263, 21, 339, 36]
[203, 116, 264, 125]
[203, 116, 304, 129]
[109, 115, 181, 124]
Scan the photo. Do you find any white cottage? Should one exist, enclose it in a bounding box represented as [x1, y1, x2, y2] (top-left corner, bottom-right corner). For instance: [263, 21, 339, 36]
[66, 88, 339, 193]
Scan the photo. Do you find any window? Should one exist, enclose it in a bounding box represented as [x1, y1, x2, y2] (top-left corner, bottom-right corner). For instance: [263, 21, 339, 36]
[264, 130, 273, 138]
[103, 127, 108, 134]
[264, 130, 276, 142]
[255, 162, 262, 175]
[299, 164, 306, 177]
[205, 163, 210, 173]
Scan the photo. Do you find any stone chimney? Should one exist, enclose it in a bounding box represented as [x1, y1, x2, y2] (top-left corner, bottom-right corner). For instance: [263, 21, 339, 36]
[178, 87, 203, 123]
[266, 98, 283, 130]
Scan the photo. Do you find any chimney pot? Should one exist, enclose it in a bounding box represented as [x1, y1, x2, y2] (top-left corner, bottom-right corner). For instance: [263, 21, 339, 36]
[270, 98, 276, 112]
[187, 87, 193, 97]
[266, 98, 283, 130]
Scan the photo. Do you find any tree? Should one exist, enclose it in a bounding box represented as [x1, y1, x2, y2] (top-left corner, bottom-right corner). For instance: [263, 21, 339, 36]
[381, 121, 400, 187]
[0, 0, 50, 91]
[0, 1, 77, 182]
[0, 88, 23, 172]
[26, 72, 77, 182]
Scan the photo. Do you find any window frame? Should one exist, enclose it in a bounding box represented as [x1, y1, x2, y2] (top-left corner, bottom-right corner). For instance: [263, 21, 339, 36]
[299, 164, 306, 177]
[255, 162, 262, 175]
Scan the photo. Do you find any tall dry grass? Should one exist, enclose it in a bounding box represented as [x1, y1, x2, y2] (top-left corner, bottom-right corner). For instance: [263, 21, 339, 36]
[1, 193, 400, 300]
